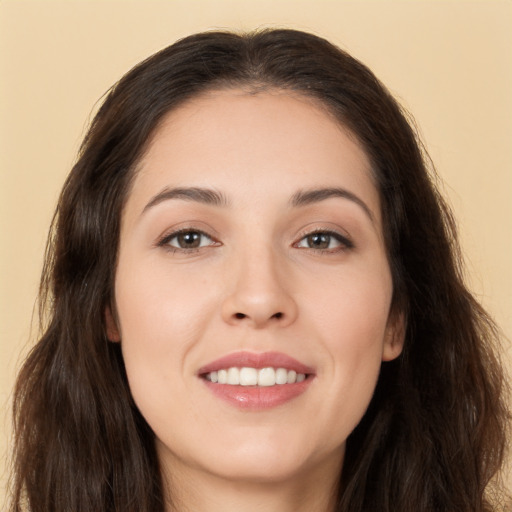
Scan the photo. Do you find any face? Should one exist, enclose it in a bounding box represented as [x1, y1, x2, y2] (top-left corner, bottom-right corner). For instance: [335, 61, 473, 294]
[108, 89, 403, 487]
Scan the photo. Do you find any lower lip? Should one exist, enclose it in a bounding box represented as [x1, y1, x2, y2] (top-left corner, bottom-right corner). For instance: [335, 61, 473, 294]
[202, 378, 312, 410]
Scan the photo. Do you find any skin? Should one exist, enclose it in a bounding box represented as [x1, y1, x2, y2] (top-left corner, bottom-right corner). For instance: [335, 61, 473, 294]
[107, 89, 404, 512]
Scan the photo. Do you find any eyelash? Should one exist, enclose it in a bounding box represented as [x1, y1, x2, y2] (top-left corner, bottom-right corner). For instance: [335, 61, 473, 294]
[293, 229, 354, 253]
[156, 228, 354, 254]
[157, 228, 218, 253]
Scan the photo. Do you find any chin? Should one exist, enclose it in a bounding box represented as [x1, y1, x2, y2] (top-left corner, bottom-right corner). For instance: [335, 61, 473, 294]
[214, 453, 310, 483]
[171, 434, 345, 486]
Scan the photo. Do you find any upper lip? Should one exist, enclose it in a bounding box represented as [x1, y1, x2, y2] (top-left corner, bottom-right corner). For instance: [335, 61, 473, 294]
[198, 351, 315, 376]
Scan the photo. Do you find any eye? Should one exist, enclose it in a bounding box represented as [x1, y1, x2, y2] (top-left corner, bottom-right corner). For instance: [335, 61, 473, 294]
[295, 231, 353, 251]
[159, 229, 217, 251]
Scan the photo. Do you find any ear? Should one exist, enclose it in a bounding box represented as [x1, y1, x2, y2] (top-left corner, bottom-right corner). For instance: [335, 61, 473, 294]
[105, 305, 121, 342]
[382, 310, 405, 361]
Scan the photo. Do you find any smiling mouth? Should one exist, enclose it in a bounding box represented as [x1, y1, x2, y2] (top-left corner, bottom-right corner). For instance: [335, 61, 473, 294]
[203, 367, 308, 387]
[198, 351, 314, 409]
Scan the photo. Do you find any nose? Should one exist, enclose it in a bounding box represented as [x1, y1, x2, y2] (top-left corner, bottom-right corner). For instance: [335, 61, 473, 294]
[221, 247, 298, 329]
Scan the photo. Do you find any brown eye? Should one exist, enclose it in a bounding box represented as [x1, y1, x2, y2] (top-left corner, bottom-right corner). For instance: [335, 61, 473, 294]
[295, 230, 353, 251]
[306, 233, 331, 249]
[176, 231, 202, 248]
[162, 230, 215, 250]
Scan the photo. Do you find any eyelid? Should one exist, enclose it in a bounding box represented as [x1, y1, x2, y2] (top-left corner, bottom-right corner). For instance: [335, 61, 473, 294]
[154, 223, 353, 254]
[293, 227, 354, 251]
[156, 226, 220, 252]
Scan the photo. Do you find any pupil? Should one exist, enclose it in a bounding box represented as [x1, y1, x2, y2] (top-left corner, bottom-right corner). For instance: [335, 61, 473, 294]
[178, 232, 200, 248]
[308, 233, 329, 249]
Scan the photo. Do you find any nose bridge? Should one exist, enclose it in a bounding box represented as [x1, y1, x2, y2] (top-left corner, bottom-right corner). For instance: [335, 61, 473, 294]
[221, 239, 297, 328]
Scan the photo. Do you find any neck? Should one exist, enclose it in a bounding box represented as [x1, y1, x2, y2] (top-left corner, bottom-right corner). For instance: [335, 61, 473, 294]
[162, 455, 341, 512]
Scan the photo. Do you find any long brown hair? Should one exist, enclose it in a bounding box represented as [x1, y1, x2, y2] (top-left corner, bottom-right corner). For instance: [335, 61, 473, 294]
[10, 29, 509, 511]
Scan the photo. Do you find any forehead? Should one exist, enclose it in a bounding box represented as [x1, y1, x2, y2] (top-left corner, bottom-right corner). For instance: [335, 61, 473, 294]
[144, 88, 366, 165]
[126, 88, 380, 222]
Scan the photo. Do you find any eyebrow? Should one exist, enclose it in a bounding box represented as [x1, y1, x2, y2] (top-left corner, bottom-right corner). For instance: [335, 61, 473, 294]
[142, 186, 229, 214]
[290, 187, 374, 222]
[141, 185, 374, 223]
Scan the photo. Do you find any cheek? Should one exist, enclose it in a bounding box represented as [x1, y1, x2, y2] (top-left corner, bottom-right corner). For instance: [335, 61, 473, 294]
[306, 263, 392, 349]
[113, 264, 195, 385]
[115, 257, 217, 347]
[113, 268, 206, 436]
[113, 255, 226, 410]
[302, 266, 392, 421]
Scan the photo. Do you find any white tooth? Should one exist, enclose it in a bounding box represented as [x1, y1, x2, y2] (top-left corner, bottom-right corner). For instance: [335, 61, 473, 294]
[296, 373, 306, 382]
[227, 367, 240, 385]
[217, 369, 227, 384]
[287, 370, 297, 384]
[210, 371, 218, 383]
[239, 367, 258, 386]
[258, 367, 276, 386]
[275, 368, 288, 385]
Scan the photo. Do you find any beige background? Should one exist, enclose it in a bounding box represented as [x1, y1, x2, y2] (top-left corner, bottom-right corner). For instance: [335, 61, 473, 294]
[1, 0, 511, 504]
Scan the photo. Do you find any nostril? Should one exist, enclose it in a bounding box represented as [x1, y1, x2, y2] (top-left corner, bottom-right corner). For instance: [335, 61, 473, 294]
[232, 311, 284, 321]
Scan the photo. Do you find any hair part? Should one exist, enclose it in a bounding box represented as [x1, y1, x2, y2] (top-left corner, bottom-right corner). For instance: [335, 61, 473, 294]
[10, 28, 510, 512]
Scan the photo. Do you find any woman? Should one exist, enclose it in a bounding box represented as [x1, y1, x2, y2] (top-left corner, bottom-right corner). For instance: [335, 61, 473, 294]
[10, 29, 509, 511]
